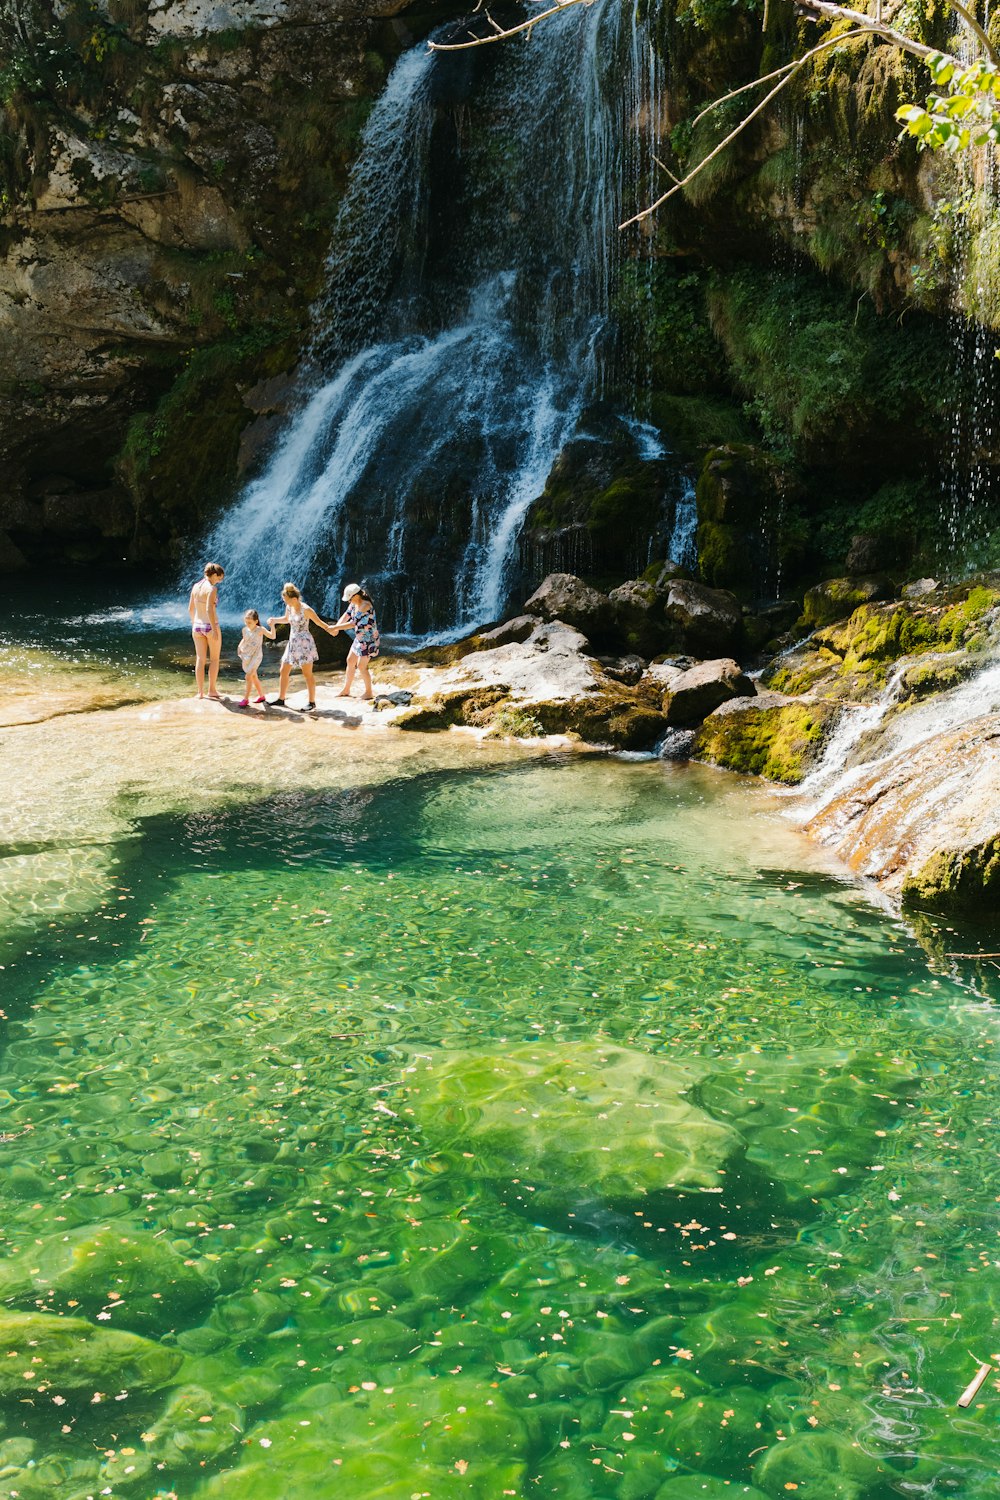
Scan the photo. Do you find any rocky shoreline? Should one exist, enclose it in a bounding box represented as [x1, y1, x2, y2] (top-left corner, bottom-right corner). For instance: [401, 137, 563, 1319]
[361, 569, 1000, 923]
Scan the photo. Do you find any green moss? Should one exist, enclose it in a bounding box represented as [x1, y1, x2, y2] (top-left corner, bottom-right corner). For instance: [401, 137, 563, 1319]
[902, 838, 1000, 917]
[484, 706, 544, 739]
[692, 699, 837, 784]
[646, 394, 752, 459]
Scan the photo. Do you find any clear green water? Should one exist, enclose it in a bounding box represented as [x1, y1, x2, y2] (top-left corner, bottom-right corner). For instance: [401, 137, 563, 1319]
[1, 746, 999, 1500]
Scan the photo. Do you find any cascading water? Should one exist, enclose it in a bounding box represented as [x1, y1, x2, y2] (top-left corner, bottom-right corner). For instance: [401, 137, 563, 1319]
[203, 1, 680, 635]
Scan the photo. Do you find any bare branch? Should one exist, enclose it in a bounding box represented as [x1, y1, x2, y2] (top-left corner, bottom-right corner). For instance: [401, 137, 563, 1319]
[619, 27, 872, 229]
[652, 152, 682, 185]
[428, 0, 592, 50]
[792, 0, 943, 64]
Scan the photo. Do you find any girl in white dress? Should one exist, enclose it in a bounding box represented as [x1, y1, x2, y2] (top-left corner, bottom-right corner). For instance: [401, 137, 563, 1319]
[236, 609, 275, 707]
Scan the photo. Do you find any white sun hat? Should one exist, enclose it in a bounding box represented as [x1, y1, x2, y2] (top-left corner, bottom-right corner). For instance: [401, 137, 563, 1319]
[341, 582, 362, 602]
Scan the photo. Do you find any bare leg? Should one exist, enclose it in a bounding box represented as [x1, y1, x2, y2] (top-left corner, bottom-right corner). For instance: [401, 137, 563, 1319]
[358, 659, 374, 699]
[207, 629, 222, 699]
[248, 669, 264, 699]
[192, 632, 208, 697]
[302, 663, 316, 706]
[338, 655, 358, 697]
[274, 662, 292, 702]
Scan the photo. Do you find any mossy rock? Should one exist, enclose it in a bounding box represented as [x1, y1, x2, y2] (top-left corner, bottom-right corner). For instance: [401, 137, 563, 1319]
[0, 1225, 213, 1334]
[692, 694, 838, 784]
[814, 586, 1000, 672]
[799, 575, 893, 630]
[656, 1479, 769, 1500]
[398, 1043, 740, 1227]
[901, 837, 1000, 918]
[143, 1383, 245, 1466]
[898, 652, 979, 700]
[0, 1307, 182, 1405]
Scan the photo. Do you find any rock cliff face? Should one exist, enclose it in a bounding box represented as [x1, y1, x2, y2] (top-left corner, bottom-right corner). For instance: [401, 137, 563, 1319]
[0, 0, 435, 568]
[2, 0, 999, 592]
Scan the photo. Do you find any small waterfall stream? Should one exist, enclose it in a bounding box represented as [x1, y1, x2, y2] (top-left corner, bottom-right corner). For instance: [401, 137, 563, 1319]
[205, 2, 678, 635]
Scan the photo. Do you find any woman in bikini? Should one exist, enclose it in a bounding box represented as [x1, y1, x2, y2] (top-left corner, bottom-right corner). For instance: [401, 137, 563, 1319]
[188, 562, 225, 700]
[267, 582, 337, 711]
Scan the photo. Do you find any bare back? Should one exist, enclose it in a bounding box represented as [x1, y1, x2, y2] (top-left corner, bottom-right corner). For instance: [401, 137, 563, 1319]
[189, 578, 218, 630]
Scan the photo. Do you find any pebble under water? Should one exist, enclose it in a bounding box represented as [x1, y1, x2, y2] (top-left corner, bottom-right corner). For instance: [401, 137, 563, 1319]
[1, 747, 999, 1500]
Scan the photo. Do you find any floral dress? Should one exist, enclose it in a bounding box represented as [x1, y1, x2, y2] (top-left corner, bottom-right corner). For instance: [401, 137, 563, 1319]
[282, 607, 319, 667]
[347, 604, 380, 660]
[237, 624, 265, 675]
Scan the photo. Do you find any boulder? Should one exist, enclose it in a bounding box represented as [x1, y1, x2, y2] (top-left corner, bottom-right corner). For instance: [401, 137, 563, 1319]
[662, 579, 743, 656]
[902, 576, 939, 599]
[693, 691, 838, 784]
[0, 1307, 182, 1403]
[400, 1043, 741, 1226]
[754, 1431, 890, 1499]
[474, 614, 536, 648]
[609, 577, 673, 655]
[523, 573, 614, 641]
[799, 574, 894, 630]
[663, 657, 755, 726]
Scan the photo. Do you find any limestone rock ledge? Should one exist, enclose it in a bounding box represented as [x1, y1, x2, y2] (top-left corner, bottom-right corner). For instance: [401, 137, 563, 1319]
[0, 0, 429, 568]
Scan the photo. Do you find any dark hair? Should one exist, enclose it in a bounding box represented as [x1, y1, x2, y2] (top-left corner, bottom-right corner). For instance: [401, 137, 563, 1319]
[204, 562, 224, 579]
[357, 590, 373, 607]
[245, 608, 260, 624]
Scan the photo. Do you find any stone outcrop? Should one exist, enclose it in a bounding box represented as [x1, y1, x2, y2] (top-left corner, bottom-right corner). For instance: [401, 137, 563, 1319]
[693, 691, 838, 784]
[523, 573, 614, 642]
[662, 579, 743, 657]
[662, 657, 755, 726]
[799, 574, 895, 630]
[0, 0, 422, 569]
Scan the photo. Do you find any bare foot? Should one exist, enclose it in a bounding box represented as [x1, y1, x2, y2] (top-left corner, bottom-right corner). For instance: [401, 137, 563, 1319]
[361, 693, 374, 700]
[336, 691, 352, 698]
[207, 693, 223, 701]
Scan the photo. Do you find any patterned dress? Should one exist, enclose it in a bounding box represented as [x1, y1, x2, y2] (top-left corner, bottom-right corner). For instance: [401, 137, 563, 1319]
[237, 625, 265, 675]
[347, 603, 380, 660]
[282, 607, 319, 667]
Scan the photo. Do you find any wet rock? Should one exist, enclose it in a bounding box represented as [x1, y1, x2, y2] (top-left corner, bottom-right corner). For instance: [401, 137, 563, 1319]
[662, 580, 743, 656]
[693, 693, 838, 784]
[658, 726, 697, 760]
[523, 573, 614, 641]
[695, 444, 800, 594]
[898, 652, 978, 700]
[663, 658, 755, 727]
[401, 1043, 740, 1226]
[0, 1307, 182, 1403]
[0, 1225, 213, 1334]
[742, 599, 800, 654]
[799, 574, 894, 630]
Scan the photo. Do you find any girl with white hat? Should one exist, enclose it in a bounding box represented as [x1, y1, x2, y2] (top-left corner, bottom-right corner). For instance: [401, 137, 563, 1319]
[330, 583, 380, 701]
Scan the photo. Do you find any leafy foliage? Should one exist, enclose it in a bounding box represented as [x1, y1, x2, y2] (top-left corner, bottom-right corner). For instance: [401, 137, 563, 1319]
[897, 52, 1000, 150]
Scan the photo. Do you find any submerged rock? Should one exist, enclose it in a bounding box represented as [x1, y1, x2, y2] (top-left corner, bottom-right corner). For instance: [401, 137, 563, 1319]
[0, 1307, 181, 1403]
[0, 1224, 213, 1333]
[753, 1430, 890, 1499]
[693, 693, 837, 784]
[663, 657, 755, 726]
[400, 1043, 740, 1225]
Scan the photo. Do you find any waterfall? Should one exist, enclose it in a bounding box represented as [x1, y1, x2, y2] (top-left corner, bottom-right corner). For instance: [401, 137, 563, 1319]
[203, 0, 677, 636]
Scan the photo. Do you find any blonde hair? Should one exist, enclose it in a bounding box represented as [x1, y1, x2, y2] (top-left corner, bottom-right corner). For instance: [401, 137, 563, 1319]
[244, 608, 260, 624]
[282, 582, 301, 600]
[204, 562, 224, 579]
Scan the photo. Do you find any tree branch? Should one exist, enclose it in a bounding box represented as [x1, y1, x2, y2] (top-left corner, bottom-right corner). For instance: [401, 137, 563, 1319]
[428, 0, 591, 51]
[619, 27, 872, 228]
